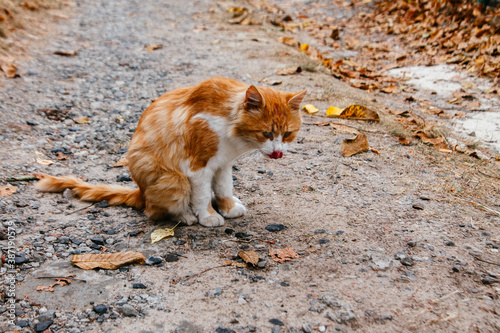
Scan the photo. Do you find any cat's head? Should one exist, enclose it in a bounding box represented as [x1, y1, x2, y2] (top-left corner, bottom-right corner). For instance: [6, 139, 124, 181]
[234, 85, 307, 159]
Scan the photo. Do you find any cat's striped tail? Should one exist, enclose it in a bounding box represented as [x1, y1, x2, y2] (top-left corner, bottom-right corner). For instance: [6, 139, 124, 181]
[33, 173, 145, 209]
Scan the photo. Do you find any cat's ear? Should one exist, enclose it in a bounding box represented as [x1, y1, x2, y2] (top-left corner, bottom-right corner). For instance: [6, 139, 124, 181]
[288, 90, 307, 110]
[245, 85, 265, 110]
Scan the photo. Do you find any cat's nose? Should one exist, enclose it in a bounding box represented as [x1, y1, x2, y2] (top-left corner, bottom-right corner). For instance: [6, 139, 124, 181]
[270, 151, 283, 159]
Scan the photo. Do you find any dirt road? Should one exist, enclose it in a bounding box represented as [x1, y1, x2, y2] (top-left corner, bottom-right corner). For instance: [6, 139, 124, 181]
[1, 0, 499, 332]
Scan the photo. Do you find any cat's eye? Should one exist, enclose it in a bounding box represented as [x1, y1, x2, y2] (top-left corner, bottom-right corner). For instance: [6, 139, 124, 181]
[263, 132, 273, 140]
[283, 132, 292, 138]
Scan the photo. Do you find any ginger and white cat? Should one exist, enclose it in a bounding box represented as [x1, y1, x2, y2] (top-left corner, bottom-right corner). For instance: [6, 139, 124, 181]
[35, 77, 306, 227]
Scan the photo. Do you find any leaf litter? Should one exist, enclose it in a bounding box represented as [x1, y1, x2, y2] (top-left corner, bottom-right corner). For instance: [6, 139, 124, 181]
[269, 247, 300, 263]
[71, 251, 146, 270]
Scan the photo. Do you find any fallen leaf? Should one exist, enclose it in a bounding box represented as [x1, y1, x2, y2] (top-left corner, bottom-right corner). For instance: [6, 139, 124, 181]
[36, 285, 54, 292]
[0, 62, 20, 78]
[0, 186, 17, 196]
[223, 259, 247, 268]
[71, 251, 146, 270]
[279, 36, 298, 47]
[326, 106, 343, 117]
[56, 152, 68, 160]
[54, 50, 78, 57]
[151, 221, 181, 244]
[299, 43, 309, 51]
[302, 104, 319, 114]
[145, 44, 163, 51]
[381, 84, 397, 94]
[341, 133, 370, 157]
[329, 123, 359, 135]
[270, 247, 299, 263]
[328, 105, 380, 121]
[397, 136, 410, 145]
[277, 66, 302, 75]
[238, 250, 260, 266]
[36, 158, 55, 166]
[74, 116, 89, 124]
[36, 277, 72, 292]
[113, 156, 129, 167]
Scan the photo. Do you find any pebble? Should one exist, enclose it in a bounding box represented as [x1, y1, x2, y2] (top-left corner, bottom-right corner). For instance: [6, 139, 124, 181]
[419, 195, 430, 200]
[90, 237, 105, 245]
[35, 321, 53, 332]
[164, 253, 179, 262]
[224, 228, 234, 235]
[70, 238, 83, 245]
[446, 241, 456, 246]
[38, 309, 56, 322]
[117, 174, 132, 182]
[257, 169, 266, 174]
[93, 304, 108, 315]
[235, 232, 249, 238]
[207, 287, 222, 297]
[412, 203, 424, 210]
[132, 283, 147, 289]
[16, 320, 29, 327]
[146, 256, 163, 265]
[14, 255, 29, 265]
[269, 318, 284, 326]
[119, 304, 139, 317]
[318, 239, 330, 244]
[265, 223, 286, 232]
[407, 241, 417, 247]
[452, 266, 460, 273]
[302, 324, 312, 333]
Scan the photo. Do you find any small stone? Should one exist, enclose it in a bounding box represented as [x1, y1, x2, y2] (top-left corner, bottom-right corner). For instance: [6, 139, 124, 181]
[95, 201, 110, 208]
[16, 200, 29, 207]
[119, 304, 139, 317]
[146, 256, 163, 265]
[91, 237, 105, 245]
[318, 239, 330, 244]
[381, 315, 393, 320]
[90, 244, 102, 250]
[412, 203, 424, 210]
[265, 224, 286, 232]
[452, 266, 460, 273]
[132, 283, 147, 289]
[418, 195, 430, 201]
[164, 253, 179, 262]
[313, 229, 327, 234]
[407, 241, 417, 247]
[235, 232, 249, 238]
[117, 174, 132, 182]
[257, 258, 268, 269]
[335, 230, 344, 236]
[224, 228, 234, 235]
[93, 304, 108, 315]
[35, 321, 53, 332]
[446, 241, 455, 246]
[319, 325, 326, 332]
[269, 318, 284, 326]
[26, 120, 37, 126]
[207, 287, 222, 297]
[214, 327, 235, 333]
[400, 257, 414, 267]
[127, 230, 143, 237]
[70, 238, 83, 245]
[481, 275, 498, 285]
[302, 324, 312, 333]
[16, 320, 29, 327]
[14, 255, 29, 265]
[257, 169, 266, 174]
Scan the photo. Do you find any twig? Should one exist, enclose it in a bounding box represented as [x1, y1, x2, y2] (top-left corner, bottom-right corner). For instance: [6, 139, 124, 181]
[452, 196, 500, 217]
[429, 290, 459, 305]
[5, 175, 38, 182]
[173, 265, 228, 284]
[66, 203, 95, 215]
[469, 253, 500, 266]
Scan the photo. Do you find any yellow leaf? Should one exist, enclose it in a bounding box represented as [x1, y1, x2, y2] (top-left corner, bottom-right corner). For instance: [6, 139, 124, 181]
[299, 43, 309, 52]
[238, 250, 260, 266]
[328, 104, 380, 121]
[71, 251, 146, 270]
[36, 157, 55, 166]
[326, 106, 343, 116]
[302, 104, 319, 114]
[151, 221, 181, 244]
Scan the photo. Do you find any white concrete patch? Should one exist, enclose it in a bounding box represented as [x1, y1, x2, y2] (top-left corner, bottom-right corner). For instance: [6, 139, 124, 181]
[388, 64, 500, 152]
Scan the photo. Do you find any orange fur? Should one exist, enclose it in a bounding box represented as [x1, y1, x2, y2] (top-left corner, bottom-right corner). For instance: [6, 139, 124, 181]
[34, 78, 306, 225]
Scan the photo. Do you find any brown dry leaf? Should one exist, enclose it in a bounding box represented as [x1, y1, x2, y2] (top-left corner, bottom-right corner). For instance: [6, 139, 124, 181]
[56, 152, 68, 160]
[36, 157, 55, 166]
[0, 186, 17, 197]
[329, 123, 359, 135]
[397, 136, 410, 145]
[238, 250, 260, 266]
[279, 36, 299, 47]
[74, 116, 89, 124]
[381, 84, 398, 94]
[145, 44, 163, 51]
[223, 259, 247, 268]
[0, 62, 20, 78]
[36, 285, 55, 292]
[329, 105, 380, 121]
[269, 247, 300, 263]
[54, 50, 78, 57]
[71, 251, 146, 270]
[113, 156, 129, 167]
[36, 277, 72, 292]
[341, 133, 370, 157]
[277, 66, 302, 75]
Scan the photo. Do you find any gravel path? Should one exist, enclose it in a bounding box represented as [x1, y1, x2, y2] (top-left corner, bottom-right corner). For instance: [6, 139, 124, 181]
[1, 0, 499, 332]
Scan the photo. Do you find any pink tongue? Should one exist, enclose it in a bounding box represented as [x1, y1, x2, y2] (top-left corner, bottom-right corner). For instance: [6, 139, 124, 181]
[270, 151, 283, 159]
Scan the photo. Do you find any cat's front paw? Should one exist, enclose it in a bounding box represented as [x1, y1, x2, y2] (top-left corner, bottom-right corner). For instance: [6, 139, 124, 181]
[221, 201, 246, 219]
[178, 210, 198, 225]
[199, 213, 225, 227]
